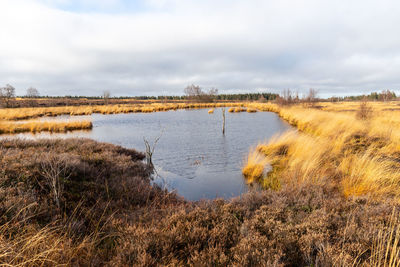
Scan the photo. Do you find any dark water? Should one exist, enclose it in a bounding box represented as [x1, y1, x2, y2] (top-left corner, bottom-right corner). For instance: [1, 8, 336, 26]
[2, 109, 290, 200]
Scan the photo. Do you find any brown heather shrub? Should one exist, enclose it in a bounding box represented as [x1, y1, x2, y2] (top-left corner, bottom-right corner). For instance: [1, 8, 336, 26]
[1, 138, 400, 266]
[111, 183, 399, 266]
[0, 138, 179, 265]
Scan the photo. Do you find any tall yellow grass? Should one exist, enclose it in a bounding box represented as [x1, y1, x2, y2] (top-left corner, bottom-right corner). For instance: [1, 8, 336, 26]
[370, 208, 400, 266]
[0, 120, 92, 134]
[0, 204, 102, 266]
[242, 148, 269, 183]
[0, 102, 251, 135]
[0, 102, 247, 121]
[242, 101, 400, 201]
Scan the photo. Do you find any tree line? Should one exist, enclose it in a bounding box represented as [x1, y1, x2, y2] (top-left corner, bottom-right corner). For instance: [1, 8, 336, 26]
[1, 83, 398, 108]
[327, 90, 397, 102]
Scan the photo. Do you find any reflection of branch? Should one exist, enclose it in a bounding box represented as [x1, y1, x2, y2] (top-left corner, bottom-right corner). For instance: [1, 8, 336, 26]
[222, 107, 226, 135]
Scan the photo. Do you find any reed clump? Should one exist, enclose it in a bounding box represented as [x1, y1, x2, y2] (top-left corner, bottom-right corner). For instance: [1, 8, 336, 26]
[242, 149, 269, 183]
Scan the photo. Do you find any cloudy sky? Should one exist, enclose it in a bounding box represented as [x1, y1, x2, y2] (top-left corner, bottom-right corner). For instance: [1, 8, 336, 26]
[1, 0, 400, 97]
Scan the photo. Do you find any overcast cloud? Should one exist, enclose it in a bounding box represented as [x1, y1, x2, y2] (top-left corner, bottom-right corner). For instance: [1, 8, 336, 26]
[1, 0, 400, 97]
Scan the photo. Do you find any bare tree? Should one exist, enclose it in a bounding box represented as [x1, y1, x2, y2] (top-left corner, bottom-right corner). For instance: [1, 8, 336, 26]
[103, 90, 111, 104]
[208, 87, 218, 96]
[184, 84, 218, 102]
[276, 89, 295, 105]
[0, 84, 16, 108]
[26, 87, 39, 98]
[305, 88, 318, 107]
[184, 84, 203, 100]
[380, 89, 395, 102]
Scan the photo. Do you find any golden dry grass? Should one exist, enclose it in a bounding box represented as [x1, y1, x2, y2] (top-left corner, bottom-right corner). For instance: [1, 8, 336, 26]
[0, 102, 248, 134]
[246, 108, 257, 113]
[242, 101, 400, 201]
[370, 209, 400, 267]
[242, 148, 269, 184]
[0, 120, 92, 134]
[0, 221, 96, 266]
[0, 103, 246, 121]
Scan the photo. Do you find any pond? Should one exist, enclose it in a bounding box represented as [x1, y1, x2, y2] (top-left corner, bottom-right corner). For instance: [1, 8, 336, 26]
[2, 108, 291, 200]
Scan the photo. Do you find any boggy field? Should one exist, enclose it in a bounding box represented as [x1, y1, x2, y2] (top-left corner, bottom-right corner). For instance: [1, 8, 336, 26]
[1, 101, 400, 266]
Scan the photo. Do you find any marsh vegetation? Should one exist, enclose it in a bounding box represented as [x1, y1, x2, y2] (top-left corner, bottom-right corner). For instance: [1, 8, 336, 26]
[2, 99, 400, 265]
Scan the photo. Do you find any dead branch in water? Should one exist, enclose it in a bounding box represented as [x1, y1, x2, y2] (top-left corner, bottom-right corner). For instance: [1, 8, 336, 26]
[143, 129, 164, 168]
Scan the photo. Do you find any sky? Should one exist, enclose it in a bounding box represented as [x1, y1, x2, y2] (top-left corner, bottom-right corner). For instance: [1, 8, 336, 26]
[1, 0, 400, 97]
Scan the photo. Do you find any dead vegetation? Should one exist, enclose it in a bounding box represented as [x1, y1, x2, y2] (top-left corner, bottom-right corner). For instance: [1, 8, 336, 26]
[0, 120, 92, 134]
[3, 100, 400, 265]
[0, 138, 399, 266]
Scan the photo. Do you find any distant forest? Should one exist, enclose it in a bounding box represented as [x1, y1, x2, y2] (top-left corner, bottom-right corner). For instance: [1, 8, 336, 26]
[328, 90, 397, 102]
[13, 88, 398, 102]
[20, 92, 279, 101]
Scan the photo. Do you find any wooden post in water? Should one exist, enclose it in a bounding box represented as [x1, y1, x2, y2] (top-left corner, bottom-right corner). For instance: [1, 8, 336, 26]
[222, 107, 226, 135]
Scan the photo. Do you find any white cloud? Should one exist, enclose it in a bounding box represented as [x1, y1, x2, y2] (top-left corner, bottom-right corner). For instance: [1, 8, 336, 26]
[1, 0, 400, 96]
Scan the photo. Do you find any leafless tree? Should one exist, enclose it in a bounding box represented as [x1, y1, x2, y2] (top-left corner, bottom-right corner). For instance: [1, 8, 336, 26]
[184, 84, 203, 98]
[0, 84, 16, 107]
[305, 88, 318, 107]
[208, 87, 218, 96]
[276, 89, 295, 105]
[380, 89, 395, 102]
[103, 90, 111, 104]
[26, 87, 39, 98]
[184, 84, 218, 102]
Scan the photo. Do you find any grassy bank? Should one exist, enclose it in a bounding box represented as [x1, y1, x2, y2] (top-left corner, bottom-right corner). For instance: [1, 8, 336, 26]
[0, 103, 248, 121]
[243, 101, 400, 201]
[0, 102, 246, 135]
[0, 120, 92, 134]
[0, 102, 264, 135]
[0, 138, 400, 266]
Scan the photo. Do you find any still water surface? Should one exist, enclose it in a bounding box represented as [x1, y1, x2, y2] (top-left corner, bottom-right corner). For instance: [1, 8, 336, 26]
[3, 109, 290, 200]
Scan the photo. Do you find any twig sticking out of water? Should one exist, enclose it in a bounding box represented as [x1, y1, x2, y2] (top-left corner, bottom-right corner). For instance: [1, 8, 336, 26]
[143, 129, 164, 168]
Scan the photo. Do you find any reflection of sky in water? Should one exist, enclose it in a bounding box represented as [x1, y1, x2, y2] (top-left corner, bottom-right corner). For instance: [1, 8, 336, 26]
[1, 109, 291, 201]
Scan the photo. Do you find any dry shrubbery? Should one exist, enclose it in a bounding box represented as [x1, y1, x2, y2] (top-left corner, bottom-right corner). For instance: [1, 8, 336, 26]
[356, 99, 373, 120]
[114, 183, 399, 266]
[0, 138, 177, 265]
[1, 138, 400, 266]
